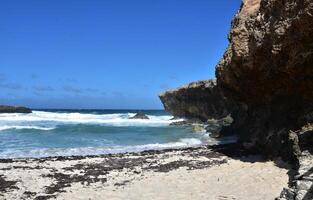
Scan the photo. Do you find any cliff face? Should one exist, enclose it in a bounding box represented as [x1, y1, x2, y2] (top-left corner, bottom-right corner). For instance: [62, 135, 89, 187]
[217, 0, 313, 112]
[159, 80, 229, 121]
[216, 0, 313, 160]
[159, 0, 313, 198]
[159, 0, 313, 160]
[217, 0, 313, 106]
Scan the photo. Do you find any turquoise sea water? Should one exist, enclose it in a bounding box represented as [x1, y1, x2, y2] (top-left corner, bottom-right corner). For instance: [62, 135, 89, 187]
[0, 109, 227, 158]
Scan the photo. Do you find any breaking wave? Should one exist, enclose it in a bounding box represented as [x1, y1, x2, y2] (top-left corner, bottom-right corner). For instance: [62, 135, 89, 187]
[0, 138, 203, 158]
[0, 111, 182, 129]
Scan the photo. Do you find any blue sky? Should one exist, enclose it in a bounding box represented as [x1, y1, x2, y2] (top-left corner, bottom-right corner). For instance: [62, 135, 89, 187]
[1, 0, 241, 109]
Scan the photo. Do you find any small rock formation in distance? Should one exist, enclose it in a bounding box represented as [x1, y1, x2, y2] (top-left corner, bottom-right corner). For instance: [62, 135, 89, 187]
[129, 111, 149, 119]
[0, 105, 32, 113]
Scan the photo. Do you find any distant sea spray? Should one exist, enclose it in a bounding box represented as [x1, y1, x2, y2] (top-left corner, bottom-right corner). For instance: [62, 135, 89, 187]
[0, 111, 180, 129]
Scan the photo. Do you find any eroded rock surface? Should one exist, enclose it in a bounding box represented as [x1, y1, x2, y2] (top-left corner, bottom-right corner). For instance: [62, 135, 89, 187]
[161, 0, 313, 160]
[160, 1, 313, 198]
[215, 0, 313, 160]
[159, 80, 229, 121]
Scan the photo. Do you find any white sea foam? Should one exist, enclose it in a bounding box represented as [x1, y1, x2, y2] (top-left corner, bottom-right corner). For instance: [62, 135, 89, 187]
[0, 136, 239, 158]
[0, 111, 182, 127]
[0, 138, 204, 158]
[0, 125, 55, 131]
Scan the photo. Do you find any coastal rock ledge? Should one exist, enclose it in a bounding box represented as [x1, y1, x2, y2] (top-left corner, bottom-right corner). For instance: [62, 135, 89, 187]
[160, 0, 313, 199]
[0, 105, 32, 113]
[159, 80, 229, 121]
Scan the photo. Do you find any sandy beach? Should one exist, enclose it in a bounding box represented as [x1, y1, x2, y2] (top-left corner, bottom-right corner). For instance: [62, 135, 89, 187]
[0, 144, 290, 200]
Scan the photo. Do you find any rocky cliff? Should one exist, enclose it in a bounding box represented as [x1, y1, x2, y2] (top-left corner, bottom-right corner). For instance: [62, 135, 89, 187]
[160, 0, 313, 160]
[159, 0, 313, 198]
[159, 80, 229, 121]
[215, 0, 313, 161]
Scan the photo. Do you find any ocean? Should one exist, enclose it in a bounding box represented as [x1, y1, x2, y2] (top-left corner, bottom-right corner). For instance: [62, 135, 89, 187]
[0, 109, 230, 158]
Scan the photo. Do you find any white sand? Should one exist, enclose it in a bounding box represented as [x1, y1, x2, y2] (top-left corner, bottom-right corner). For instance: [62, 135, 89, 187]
[59, 158, 289, 200]
[0, 148, 290, 200]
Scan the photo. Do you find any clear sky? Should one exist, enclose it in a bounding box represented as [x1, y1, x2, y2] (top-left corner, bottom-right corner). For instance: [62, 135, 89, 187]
[1, 0, 241, 109]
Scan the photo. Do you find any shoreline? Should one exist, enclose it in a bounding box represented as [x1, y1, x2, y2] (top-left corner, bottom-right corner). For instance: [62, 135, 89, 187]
[0, 143, 291, 200]
[0, 143, 239, 162]
[0, 143, 247, 162]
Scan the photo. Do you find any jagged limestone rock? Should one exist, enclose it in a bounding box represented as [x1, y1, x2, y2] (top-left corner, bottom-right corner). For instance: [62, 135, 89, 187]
[159, 80, 229, 121]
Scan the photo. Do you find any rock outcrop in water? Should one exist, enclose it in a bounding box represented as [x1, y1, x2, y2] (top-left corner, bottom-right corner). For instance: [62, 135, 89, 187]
[160, 0, 313, 198]
[129, 112, 149, 119]
[0, 105, 32, 113]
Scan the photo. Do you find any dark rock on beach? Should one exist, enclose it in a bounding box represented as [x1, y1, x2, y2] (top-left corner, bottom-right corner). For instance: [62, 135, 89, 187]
[169, 115, 233, 136]
[169, 120, 189, 126]
[169, 118, 203, 126]
[206, 115, 234, 138]
[129, 111, 149, 119]
[0, 105, 32, 113]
